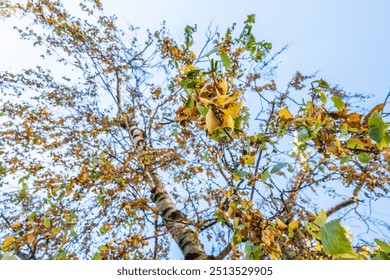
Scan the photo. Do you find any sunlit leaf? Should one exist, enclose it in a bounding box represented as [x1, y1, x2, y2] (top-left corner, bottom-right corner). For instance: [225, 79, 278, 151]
[43, 216, 51, 228]
[331, 96, 345, 111]
[314, 209, 327, 227]
[374, 238, 390, 254]
[98, 245, 107, 252]
[92, 253, 102, 260]
[217, 78, 228, 95]
[363, 103, 386, 124]
[358, 153, 371, 163]
[261, 169, 270, 182]
[1, 236, 15, 251]
[185, 94, 195, 108]
[197, 106, 209, 117]
[319, 91, 327, 105]
[314, 79, 330, 89]
[180, 64, 197, 74]
[243, 154, 255, 166]
[368, 111, 389, 147]
[298, 128, 310, 142]
[277, 107, 293, 120]
[276, 218, 287, 230]
[245, 14, 256, 24]
[320, 219, 356, 256]
[219, 51, 232, 70]
[340, 155, 351, 165]
[244, 241, 262, 260]
[220, 100, 243, 118]
[372, 251, 390, 260]
[205, 109, 220, 134]
[221, 114, 235, 131]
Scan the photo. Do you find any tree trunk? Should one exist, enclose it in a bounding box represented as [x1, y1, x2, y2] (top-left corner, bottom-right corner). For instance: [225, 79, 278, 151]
[123, 118, 209, 260]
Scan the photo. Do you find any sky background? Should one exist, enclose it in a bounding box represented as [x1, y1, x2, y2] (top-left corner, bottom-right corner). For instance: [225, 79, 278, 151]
[1, 0, 389, 257]
[2, 0, 390, 102]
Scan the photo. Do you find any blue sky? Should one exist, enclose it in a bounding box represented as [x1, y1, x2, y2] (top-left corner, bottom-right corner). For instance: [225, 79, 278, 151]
[2, 0, 390, 97]
[99, 0, 390, 98]
[1, 0, 389, 257]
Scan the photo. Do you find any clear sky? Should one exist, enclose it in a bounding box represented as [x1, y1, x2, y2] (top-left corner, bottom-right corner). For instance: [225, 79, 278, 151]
[1, 0, 389, 256]
[2, 0, 390, 102]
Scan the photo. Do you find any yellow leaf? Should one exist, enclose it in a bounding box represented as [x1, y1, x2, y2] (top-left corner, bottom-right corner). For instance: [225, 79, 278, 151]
[228, 204, 236, 218]
[198, 97, 213, 106]
[174, 107, 200, 121]
[261, 234, 271, 247]
[276, 218, 288, 230]
[233, 217, 240, 227]
[10, 222, 22, 231]
[288, 220, 299, 231]
[205, 109, 220, 134]
[180, 64, 197, 74]
[199, 82, 214, 98]
[2, 236, 15, 251]
[217, 78, 228, 95]
[214, 90, 242, 106]
[220, 100, 243, 118]
[277, 107, 293, 120]
[233, 174, 240, 181]
[222, 114, 235, 131]
[243, 154, 255, 166]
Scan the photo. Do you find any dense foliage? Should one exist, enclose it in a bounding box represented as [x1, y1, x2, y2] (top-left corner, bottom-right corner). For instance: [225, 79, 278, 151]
[0, 0, 389, 260]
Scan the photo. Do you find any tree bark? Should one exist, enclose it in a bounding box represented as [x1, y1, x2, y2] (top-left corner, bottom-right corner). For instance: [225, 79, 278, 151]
[122, 118, 209, 260]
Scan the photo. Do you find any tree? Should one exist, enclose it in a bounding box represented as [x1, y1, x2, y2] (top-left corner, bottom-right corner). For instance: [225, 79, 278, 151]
[0, 0, 389, 260]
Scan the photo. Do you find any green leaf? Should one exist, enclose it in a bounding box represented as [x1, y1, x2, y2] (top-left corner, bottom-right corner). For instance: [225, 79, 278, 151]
[1, 253, 18, 260]
[99, 225, 107, 235]
[270, 163, 287, 174]
[304, 222, 320, 239]
[91, 157, 104, 166]
[358, 153, 371, 163]
[234, 170, 248, 178]
[197, 106, 209, 117]
[298, 128, 310, 142]
[376, 132, 390, 150]
[52, 227, 61, 235]
[57, 251, 67, 259]
[320, 219, 356, 256]
[320, 91, 327, 105]
[331, 96, 345, 111]
[219, 51, 232, 70]
[315, 79, 330, 89]
[201, 47, 218, 58]
[261, 169, 270, 182]
[244, 241, 262, 260]
[245, 14, 256, 24]
[372, 251, 390, 260]
[346, 138, 365, 150]
[314, 209, 327, 227]
[92, 253, 102, 260]
[98, 245, 107, 252]
[185, 94, 195, 108]
[368, 112, 389, 143]
[43, 216, 51, 228]
[340, 155, 351, 165]
[374, 238, 390, 254]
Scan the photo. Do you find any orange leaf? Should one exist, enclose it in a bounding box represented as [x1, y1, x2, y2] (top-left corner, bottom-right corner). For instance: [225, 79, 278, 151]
[363, 103, 385, 124]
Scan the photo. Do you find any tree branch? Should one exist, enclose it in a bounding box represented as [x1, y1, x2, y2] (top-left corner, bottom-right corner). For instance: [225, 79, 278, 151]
[214, 243, 232, 260]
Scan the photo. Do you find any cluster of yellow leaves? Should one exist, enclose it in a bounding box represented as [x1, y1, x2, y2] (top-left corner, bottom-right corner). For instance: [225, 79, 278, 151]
[175, 66, 243, 137]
